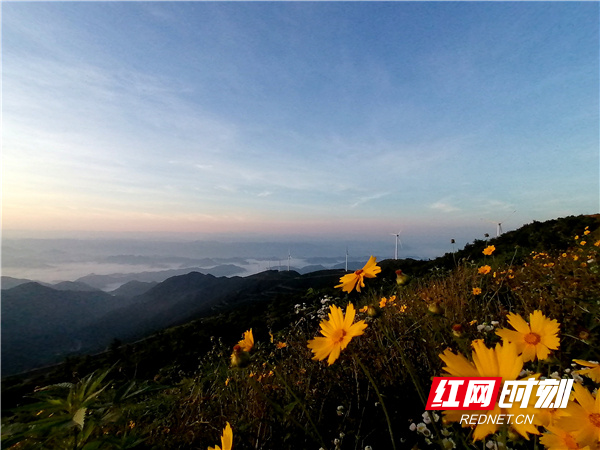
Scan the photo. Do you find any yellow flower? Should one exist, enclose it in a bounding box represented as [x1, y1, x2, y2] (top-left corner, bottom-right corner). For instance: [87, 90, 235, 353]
[335, 256, 381, 293]
[540, 426, 591, 450]
[594, 240, 600, 247]
[452, 324, 464, 337]
[427, 302, 444, 315]
[438, 340, 540, 440]
[495, 311, 560, 362]
[237, 329, 254, 352]
[573, 360, 600, 383]
[478, 265, 491, 275]
[209, 422, 233, 450]
[472, 287, 482, 295]
[379, 296, 396, 308]
[307, 303, 367, 365]
[556, 383, 600, 449]
[581, 241, 587, 246]
[276, 342, 287, 349]
[483, 245, 496, 255]
[230, 345, 250, 368]
[395, 269, 410, 285]
[584, 230, 591, 235]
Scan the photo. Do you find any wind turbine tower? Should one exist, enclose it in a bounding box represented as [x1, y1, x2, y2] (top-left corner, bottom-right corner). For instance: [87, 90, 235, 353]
[345, 246, 349, 271]
[391, 231, 402, 260]
[482, 210, 516, 238]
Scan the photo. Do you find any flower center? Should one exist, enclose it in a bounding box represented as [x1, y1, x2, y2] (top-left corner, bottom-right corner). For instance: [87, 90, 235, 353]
[590, 412, 600, 428]
[524, 332, 541, 345]
[331, 328, 347, 344]
[354, 269, 364, 275]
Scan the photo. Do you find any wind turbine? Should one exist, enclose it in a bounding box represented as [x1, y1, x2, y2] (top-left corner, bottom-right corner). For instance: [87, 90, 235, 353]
[287, 249, 291, 271]
[345, 246, 349, 271]
[482, 210, 516, 237]
[391, 231, 403, 260]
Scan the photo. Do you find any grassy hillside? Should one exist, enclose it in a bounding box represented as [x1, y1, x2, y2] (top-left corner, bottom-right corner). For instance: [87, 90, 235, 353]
[2, 214, 599, 449]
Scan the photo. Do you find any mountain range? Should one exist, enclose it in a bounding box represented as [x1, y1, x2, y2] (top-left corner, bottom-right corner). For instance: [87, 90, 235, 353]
[1, 268, 347, 376]
[2, 214, 598, 379]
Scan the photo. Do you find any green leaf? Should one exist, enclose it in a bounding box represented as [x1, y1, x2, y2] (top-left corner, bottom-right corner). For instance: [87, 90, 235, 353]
[72, 407, 87, 429]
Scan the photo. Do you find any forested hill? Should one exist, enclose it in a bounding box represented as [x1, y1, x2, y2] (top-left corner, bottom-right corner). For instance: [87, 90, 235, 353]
[2, 214, 598, 410]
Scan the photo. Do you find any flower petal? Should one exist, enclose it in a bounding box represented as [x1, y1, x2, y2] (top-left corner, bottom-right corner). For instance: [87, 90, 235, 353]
[507, 312, 531, 334]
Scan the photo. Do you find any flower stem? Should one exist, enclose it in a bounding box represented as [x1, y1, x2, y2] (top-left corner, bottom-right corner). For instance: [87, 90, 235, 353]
[355, 357, 396, 450]
[272, 368, 329, 450]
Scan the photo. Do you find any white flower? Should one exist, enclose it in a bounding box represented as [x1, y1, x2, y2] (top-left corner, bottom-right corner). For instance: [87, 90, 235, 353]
[409, 423, 417, 431]
[416, 423, 430, 436]
[519, 369, 533, 377]
[573, 372, 584, 383]
[442, 438, 456, 449]
[422, 412, 431, 424]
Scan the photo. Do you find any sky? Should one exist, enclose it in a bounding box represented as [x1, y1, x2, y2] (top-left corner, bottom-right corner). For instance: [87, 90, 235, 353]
[2, 1, 599, 250]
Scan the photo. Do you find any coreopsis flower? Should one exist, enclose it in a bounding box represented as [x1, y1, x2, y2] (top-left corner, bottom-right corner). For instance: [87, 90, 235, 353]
[379, 296, 395, 308]
[366, 305, 380, 317]
[438, 340, 541, 441]
[276, 341, 287, 349]
[539, 426, 590, 450]
[237, 329, 254, 352]
[335, 256, 381, 293]
[451, 324, 464, 337]
[230, 345, 250, 368]
[209, 422, 233, 450]
[307, 303, 367, 365]
[427, 302, 444, 315]
[395, 269, 410, 286]
[495, 310, 560, 362]
[472, 287, 482, 295]
[555, 383, 600, 449]
[573, 359, 600, 383]
[483, 245, 496, 255]
[478, 265, 492, 274]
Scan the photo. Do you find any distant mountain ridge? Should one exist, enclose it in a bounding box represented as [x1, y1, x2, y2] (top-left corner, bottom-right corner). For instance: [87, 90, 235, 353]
[1, 268, 345, 375]
[2, 214, 598, 378]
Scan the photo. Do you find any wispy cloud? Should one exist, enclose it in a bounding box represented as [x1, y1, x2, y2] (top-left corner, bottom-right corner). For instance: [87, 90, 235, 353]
[429, 201, 460, 213]
[350, 192, 390, 209]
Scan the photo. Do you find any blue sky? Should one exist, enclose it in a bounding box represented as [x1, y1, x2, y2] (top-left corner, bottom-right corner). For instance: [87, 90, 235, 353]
[2, 2, 599, 250]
